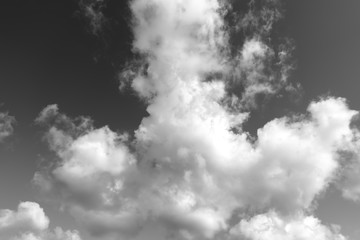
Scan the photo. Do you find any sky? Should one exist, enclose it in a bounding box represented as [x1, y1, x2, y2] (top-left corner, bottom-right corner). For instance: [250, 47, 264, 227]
[0, 0, 360, 240]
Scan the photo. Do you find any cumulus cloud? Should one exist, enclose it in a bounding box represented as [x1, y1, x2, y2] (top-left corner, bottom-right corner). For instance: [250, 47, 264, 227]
[34, 0, 360, 239]
[230, 211, 347, 240]
[0, 202, 81, 240]
[34, 104, 134, 210]
[34, 68, 357, 239]
[0, 202, 49, 236]
[0, 111, 15, 142]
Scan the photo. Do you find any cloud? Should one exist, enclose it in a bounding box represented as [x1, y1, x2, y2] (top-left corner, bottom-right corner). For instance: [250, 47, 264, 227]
[333, 128, 360, 202]
[118, 0, 228, 100]
[11, 227, 81, 240]
[34, 104, 134, 210]
[34, 0, 360, 239]
[0, 202, 49, 236]
[78, 0, 108, 35]
[339, 163, 360, 202]
[224, 0, 298, 109]
[0, 111, 15, 142]
[34, 96, 356, 240]
[228, 36, 297, 109]
[0, 202, 81, 240]
[230, 211, 347, 240]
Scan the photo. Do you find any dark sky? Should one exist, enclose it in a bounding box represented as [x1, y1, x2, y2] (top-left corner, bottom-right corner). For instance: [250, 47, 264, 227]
[1, 0, 360, 239]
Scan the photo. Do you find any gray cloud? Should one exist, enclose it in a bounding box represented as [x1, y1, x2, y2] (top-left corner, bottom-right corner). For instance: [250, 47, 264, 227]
[78, 0, 108, 35]
[0, 111, 15, 142]
[334, 129, 360, 202]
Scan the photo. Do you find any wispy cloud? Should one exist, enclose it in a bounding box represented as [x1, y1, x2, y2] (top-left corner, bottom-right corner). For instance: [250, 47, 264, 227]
[334, 127, 360, 202]
[0, 111, 15, 143]
[78, 0, 108, 35]
[225, 0, 298, 109]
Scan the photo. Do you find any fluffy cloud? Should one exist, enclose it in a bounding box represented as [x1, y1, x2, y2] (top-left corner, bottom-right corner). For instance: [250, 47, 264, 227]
[230, 211, 347, 240]
[34, 0, 360, 239]
[126, 0, 227, 99]
[0, 202, 81, 240]
[34, 104, 134, 210]
[0, 111, 15, 142]
[0, 202, 49, 236]
[34, 92, 356, 240]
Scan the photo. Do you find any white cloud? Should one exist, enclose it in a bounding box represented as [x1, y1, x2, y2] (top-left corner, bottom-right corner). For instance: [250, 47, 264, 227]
[125, 0, 227, 99]
[33, 0, 360, 239]
[34, 105, 135, 210]
[0, 202, 81, 240]
[34, 98, 356, 240]
[230, 211, 347, 240]
[0, 202, 49, 236]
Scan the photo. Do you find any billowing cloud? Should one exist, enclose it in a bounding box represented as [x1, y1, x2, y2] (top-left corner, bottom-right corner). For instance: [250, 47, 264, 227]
[34, 104, 134, 210]
[0, 111, 15, 142]
[230, 211, 347, 240]
[34, 90, 357, 239]
[33, 0, 360, 239]
[0, 202, 49, 236]
[0, 202, 81, 240]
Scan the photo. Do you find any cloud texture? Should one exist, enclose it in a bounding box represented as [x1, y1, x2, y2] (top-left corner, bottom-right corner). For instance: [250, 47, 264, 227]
[0, 202, 81, 240]
[0, 111, 15, 142]
[78, 0, 108, 35]
[33, 0, 360, 239]
[230, 211, 346, 240]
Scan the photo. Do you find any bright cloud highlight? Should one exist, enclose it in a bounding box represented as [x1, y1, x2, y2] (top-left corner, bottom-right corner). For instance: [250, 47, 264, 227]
[0, 202, 81, 240]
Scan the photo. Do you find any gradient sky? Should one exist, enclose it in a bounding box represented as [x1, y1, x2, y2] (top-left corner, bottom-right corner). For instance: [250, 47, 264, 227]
[1, 1, 360, 240]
